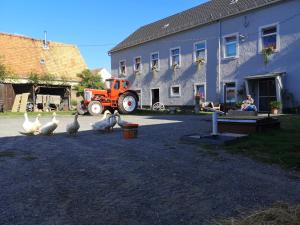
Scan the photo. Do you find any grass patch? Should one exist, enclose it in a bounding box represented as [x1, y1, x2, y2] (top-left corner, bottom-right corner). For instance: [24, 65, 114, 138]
[215, 202, 300, 225]
[0, 150, 16, 158]
[224, 115, 300, 170]
[0, 111, 76, 118]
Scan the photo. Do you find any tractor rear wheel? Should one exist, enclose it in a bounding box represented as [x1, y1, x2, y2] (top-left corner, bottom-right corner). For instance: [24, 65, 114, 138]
[88, 101, 103, 116]
[118, 92, 138, 114]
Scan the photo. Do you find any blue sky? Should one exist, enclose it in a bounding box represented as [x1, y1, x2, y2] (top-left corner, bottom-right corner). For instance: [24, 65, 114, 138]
[0, 0, 207, 72]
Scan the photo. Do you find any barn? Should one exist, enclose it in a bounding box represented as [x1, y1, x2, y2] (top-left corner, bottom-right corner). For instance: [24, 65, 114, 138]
[0, 32, 87, 112]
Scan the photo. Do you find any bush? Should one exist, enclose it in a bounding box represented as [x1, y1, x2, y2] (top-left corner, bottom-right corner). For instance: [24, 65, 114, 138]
[71, 99, 78, 107]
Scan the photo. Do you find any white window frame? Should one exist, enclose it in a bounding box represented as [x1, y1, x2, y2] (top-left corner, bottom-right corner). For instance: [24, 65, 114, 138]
[259, 23, 280, 53]
[150, 52, 160, 71]
[223, 81, 237, 104]
[170, 47, 181, 68]
[194, 82, 206, 101]
[170, 85, 181, 97]
[193, 40, 207, 63]
[119, 60, 126, 76]
[223, 33, 239, 59]
[133, 56, 142, 74]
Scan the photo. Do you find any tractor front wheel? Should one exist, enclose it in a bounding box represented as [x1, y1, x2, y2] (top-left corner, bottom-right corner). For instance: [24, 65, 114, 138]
[118, 92, 138, 114]
[88, 101, 103, 116]
[77, 103, 88, 115]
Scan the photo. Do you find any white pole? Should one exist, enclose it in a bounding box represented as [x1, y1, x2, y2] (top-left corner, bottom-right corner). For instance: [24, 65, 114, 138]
[212, 112, 218, 136]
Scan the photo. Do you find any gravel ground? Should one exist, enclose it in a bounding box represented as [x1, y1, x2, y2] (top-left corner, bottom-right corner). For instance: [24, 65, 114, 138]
[0, 114, 299, 225]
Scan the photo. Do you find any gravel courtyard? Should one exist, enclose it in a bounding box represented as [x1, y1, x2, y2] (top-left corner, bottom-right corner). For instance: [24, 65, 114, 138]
[0, 114, 299, 225]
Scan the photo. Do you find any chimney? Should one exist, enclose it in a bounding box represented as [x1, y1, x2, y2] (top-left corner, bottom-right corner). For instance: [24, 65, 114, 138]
[43, 31, 49, 49]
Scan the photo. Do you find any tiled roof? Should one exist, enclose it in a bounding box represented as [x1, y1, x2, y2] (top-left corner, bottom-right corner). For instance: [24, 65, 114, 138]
[109, 0, 285, 53]
[0, 32, 87, 81]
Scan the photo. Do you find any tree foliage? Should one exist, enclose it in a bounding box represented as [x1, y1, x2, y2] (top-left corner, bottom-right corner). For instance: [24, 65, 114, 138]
[0, 60, 13, 82]
[0, 63, 6, 82]
[74, 69, 104, 96]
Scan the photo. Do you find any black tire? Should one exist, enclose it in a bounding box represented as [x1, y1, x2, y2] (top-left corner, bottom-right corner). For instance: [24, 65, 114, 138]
[118, 92, 138, 114]
[88, 101, 103, 116]
[77, 103, 87, 115]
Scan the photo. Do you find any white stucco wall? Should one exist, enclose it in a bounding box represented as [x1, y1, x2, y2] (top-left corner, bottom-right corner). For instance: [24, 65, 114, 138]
[111, 0, 300, 108]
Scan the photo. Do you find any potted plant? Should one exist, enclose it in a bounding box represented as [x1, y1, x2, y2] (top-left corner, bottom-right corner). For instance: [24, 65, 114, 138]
[134, 69, 141, 75]
[270, 101, 282, 114]
[235, 101, 243, 109]
[151, 64, 158, 73]
[172, 63, 179, 71]
[262, 45, 275, 65]
[195, 57, 205, 65]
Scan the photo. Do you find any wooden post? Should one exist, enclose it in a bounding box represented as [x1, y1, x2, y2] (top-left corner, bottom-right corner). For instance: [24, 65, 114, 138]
[32, 85, 36, 111]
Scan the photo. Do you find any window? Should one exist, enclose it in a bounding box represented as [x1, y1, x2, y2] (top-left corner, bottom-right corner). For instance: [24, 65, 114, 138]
[150, 52, 160, 71]
[260, 24, 279, 51]
[134, 57, 142, 73]
[119, 60, 126, 75]
[224, 34, 238, 58]
[170, 85, 181, 97]
[122, 80, 128, 89]
[170, 47, 181, 67]
[114, 81, 120, 89]
[224, 82, 236, 103]
[194, 41, 206, 63]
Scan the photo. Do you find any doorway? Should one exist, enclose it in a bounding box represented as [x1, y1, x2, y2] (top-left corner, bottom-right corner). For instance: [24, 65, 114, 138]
[135, 89, 142, 109]
[151, 88, 160, 106]
[259, 78, 277, 112]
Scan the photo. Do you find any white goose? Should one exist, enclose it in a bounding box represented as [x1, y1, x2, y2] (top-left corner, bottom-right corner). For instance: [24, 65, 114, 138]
[21, 112, 36, 134]
[115, 112, 130, 128]
[32, 114, 42, 132]
[39, 112, 59, 135]
[108, 110, 118, 130]
[91, 110, 112, 131]
[66, 113, 80, 136]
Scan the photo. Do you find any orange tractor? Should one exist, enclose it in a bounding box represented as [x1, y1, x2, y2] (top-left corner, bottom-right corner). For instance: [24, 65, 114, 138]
[77, 78, 139, 116]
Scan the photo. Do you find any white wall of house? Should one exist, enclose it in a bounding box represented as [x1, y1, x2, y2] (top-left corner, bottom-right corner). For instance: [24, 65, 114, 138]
[111, 0, 300, 109]
[97, 68, 112, 82]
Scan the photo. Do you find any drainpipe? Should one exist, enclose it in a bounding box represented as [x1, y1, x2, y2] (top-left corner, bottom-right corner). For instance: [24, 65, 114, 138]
[218, 20, 222, 103]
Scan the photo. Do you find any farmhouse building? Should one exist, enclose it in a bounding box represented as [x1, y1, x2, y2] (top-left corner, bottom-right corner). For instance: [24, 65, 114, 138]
[109, 0, 300, 112]
[0, 32, 87, 111]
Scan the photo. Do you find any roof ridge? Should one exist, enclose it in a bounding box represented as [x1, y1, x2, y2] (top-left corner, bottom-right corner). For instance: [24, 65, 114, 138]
[0, 32, 77, 47]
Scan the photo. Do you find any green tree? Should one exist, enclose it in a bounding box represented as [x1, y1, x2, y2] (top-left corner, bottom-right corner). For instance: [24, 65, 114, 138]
[28, 72, 40, 85]
[74, 69, 104, 96]
[0, 63, 6, 82]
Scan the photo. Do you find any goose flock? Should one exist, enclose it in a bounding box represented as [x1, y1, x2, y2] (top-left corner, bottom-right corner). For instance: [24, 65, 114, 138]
[21, 110, 129, 136]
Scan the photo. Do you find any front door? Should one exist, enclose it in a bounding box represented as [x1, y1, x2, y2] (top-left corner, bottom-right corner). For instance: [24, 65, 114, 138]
[135, 90, 142, 109]
[151, 89, 159, 106]
[259, 78, 277, 112]
[195, 84, 205, 102]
